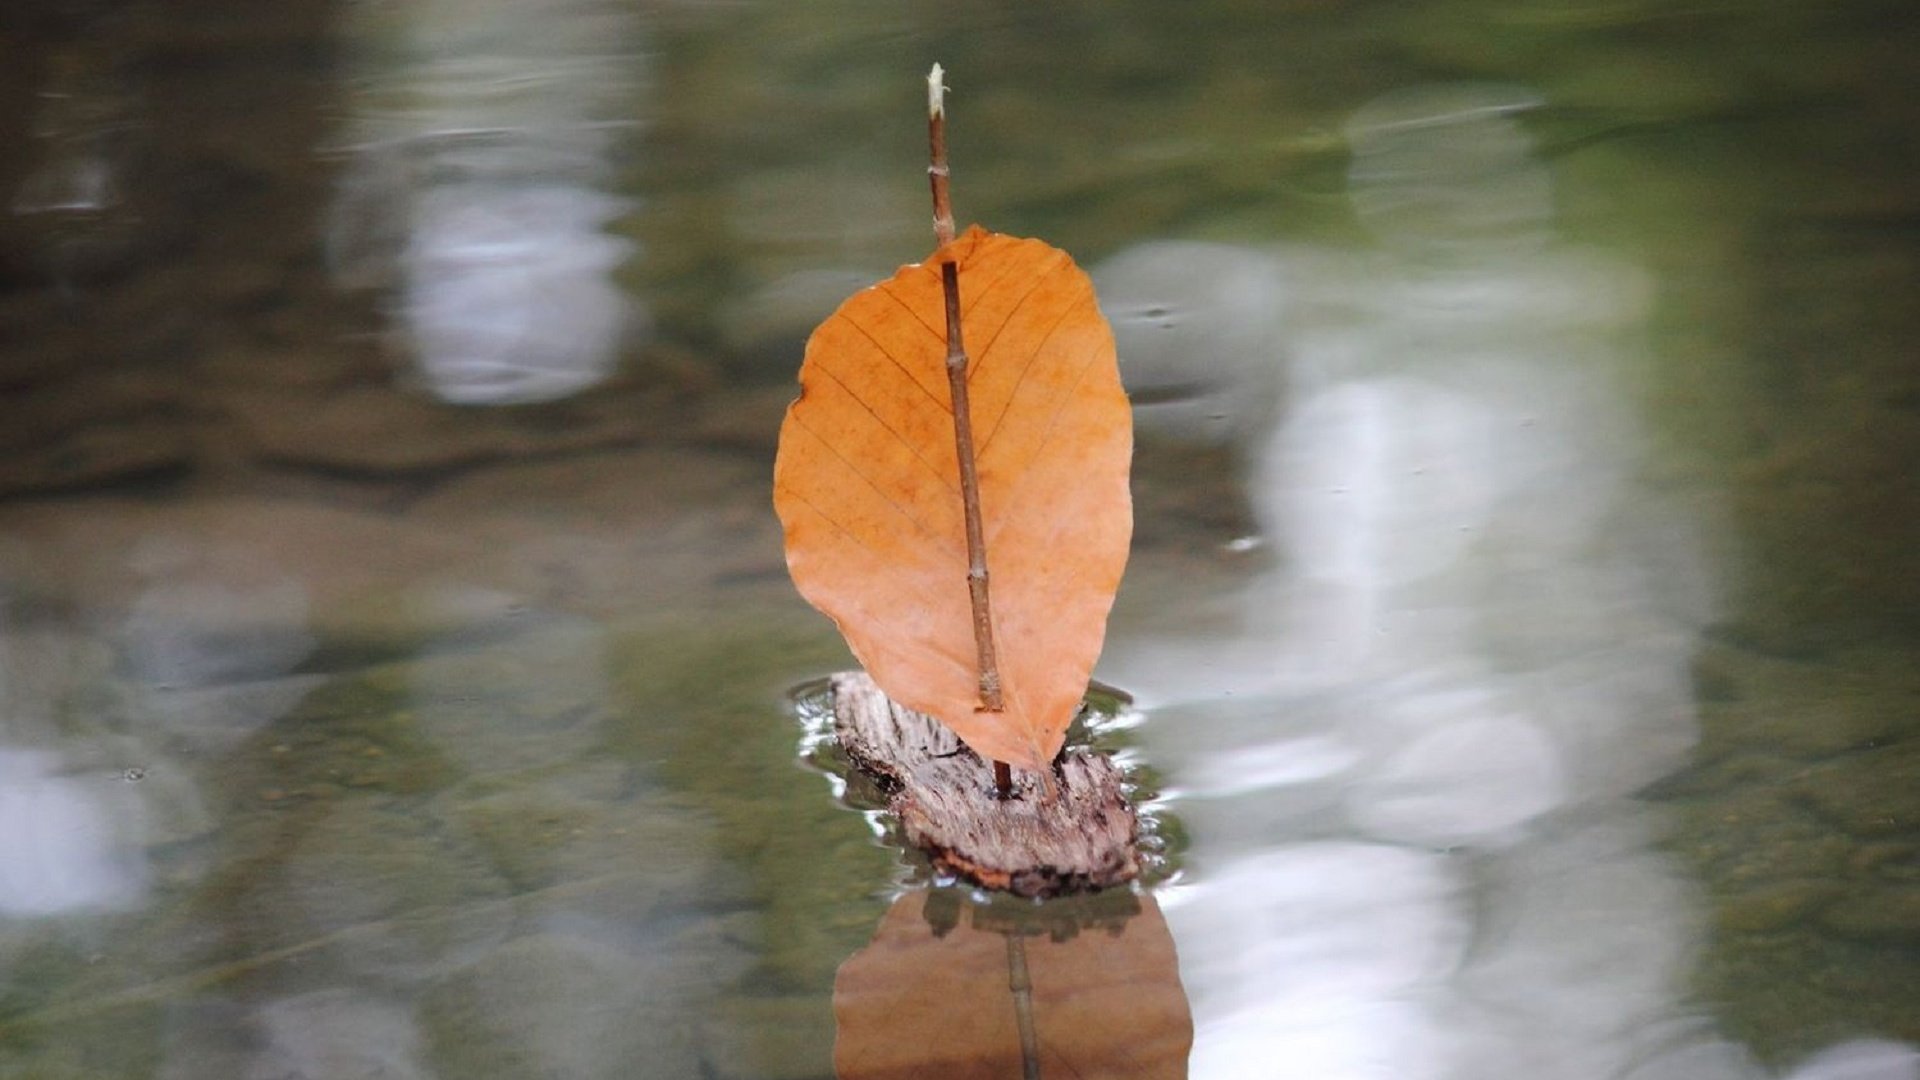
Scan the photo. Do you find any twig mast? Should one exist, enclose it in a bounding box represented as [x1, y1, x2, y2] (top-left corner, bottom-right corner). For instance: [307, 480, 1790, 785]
[928, 64, 955, 246]
[928, 63, 1013, 798]
[941, 265, 1000, 717]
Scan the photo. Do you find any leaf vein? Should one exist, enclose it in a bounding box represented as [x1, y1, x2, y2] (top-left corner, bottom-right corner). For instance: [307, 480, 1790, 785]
[983, 335, 1110, 551]
[870, 281, 945, 351]
[811, 362, 959, 497]
[969, 246, 1069, 385]
[775, 485, 955, 610]
[977, 262, 1081, 458]
[790, 412, 960, 558]
[835, 308, 947, 413]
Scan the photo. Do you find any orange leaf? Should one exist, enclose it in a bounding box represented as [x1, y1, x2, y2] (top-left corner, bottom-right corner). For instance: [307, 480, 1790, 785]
[773, 226, 1133, 771]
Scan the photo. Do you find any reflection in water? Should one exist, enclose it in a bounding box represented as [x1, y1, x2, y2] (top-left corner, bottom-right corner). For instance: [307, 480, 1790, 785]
[1166, 843, 1462, 1079]
[0, 9, 1910, 1072]
[1097, 242, 1291, 446]
[9, 30, 143, 288]
[0, 751, 146, 916]
[328, 0, 646, 405]
[1103, 85, 1917, 1078]
[120, 541, 315, 692]
[0, 532, 323, 920]
[12, 53, 130, 216]
[138, 614, 740, 1077]
[835, 889, 1192, 1079]
[245, 990, 430, 1080]
[1345, 85, 1550, 257]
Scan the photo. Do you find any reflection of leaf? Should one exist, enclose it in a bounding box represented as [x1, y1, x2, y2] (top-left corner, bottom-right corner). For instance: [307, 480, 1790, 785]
[833, 889, 1190, 1079]
[773, 226, 1133, 771]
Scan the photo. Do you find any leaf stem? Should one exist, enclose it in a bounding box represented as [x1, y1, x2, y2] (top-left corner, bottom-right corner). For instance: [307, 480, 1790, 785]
[928, 63, 954, 247]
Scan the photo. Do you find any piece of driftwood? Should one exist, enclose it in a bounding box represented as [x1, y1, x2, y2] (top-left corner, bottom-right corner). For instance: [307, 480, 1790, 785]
[829, 671, 1139, 898]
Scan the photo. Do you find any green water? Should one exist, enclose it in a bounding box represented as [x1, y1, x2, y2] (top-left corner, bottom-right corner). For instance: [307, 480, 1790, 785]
[0, 1, 1915, 1077]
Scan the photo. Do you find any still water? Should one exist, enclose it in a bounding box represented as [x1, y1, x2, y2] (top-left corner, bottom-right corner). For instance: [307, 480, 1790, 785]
[2, 1, 1917, 1077]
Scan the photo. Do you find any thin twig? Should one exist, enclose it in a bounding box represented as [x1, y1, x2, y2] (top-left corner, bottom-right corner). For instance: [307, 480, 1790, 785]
[928, 63, 954, 247]
[928, 68, 1012, 796]
[941, 260, 1003, 719]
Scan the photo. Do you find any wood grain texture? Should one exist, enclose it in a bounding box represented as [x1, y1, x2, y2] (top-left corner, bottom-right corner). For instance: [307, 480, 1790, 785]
[829, 671, 1138, 897]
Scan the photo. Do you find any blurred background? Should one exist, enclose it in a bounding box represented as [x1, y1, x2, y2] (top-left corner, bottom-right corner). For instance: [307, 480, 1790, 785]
[0, 1, 1916, 1078]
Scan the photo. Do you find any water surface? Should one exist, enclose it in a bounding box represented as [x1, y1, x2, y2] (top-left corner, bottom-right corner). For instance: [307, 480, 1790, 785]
[1, 2, 1917, 1078]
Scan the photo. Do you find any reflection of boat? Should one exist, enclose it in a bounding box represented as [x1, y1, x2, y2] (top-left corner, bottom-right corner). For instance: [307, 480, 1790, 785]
[834, 888, 1192, 1079]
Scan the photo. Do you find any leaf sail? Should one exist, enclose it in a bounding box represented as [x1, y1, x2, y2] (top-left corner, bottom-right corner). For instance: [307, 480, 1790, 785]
[773, 226, 1133, 771]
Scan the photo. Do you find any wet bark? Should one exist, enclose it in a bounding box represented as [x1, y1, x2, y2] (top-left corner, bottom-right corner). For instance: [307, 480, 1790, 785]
[829, 671, 1139, 898]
